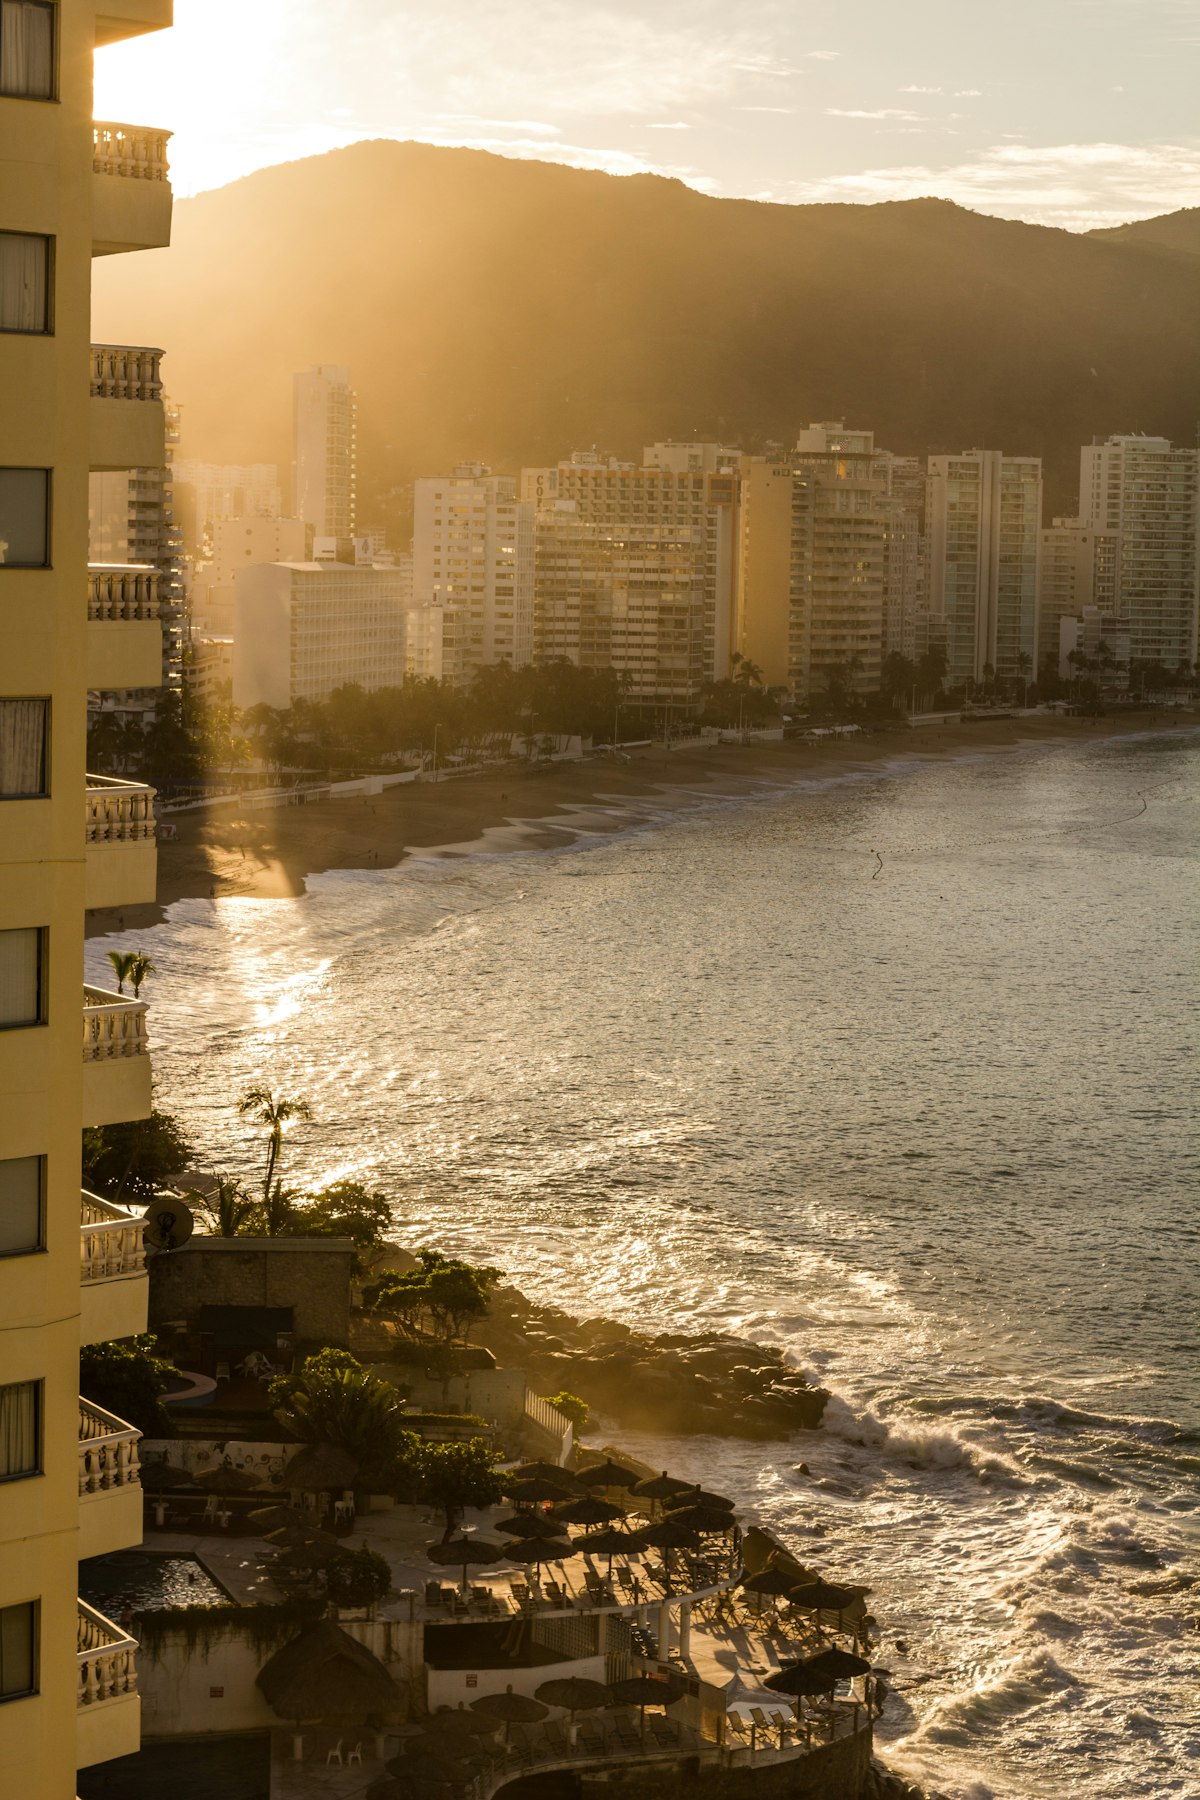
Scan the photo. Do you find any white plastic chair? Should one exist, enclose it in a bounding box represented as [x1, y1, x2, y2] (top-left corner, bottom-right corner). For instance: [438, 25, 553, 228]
[325, 1739, 343, 1766]
[347, 1742, 362, 1766]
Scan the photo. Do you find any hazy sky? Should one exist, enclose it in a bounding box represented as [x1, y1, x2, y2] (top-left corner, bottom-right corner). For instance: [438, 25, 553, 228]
[94, 0, 1200, 230]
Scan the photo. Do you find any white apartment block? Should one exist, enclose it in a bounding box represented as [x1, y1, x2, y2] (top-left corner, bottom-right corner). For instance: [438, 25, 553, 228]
[1037, 517, 1118, 672]
[190, 514, 306, 635]
[1079, 434, 1199, 671]
[412, 466, 535, 685]
[526, 451, 740, 683]
[926, 451, 1042, 685]
[232, 561, 414, 710]
[293, 364, 357, 541]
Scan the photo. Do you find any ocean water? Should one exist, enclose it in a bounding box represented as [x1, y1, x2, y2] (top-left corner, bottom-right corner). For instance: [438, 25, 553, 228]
[90, 729, 1200, 1799]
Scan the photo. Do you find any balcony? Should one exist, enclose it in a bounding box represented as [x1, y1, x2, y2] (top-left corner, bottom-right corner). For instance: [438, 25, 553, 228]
[93, 122, 173, 256]
[82, 988, 152, 1129]
[87, 564, 163, 689]
[85, 775, 157, 910]
[95, 2, 173, 48]
[79, 1398, 143, 1560]
[80, 1192, 148, 1343]
[77, 1602, 140, 1770]
[90, 345, 166, 472]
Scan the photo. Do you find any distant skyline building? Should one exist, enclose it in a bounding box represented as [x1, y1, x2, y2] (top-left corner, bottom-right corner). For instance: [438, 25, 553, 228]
[737, 425, 889, 698]
[1078, 433, 1199, 671]
[190, 513, 307, 636]
[293, 363, 357, 541]
[1037, 516, 1119, 674]
[926, 450, 1042, 685]
[233, 558, 415, 709]
[412, 465, 535, 685]
[1059, 606, 1132, 686]
[171, 458, 282, 559]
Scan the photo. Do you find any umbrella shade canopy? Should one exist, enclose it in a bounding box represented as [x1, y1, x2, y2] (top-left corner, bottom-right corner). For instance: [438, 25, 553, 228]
[666, 1503, 736, 1533]
[763, 1662, 837, 1699]
[576, 1459, 640, 1490]
[264, 1524, 338, 1551]
[248, 1503, 308, 1530]
[470, 1686, 548, 1725]
[741, 1567, 798, 1599]
[194, 1463, 259, 1493]
[502, 1537, 571, 1566]
[139, 1462, 190, 1491]
[610, 1673, 686, 1709]
[282, 1442, 359, 1492]
[505, 1477, 578, 1504]
[257, 1620, 398, 1723]
[423, 1706, 502, 1740]
[803, 1646, 873, 1681]
[512, 1461, 581, 1487]
[494, 1511, 565, 1540]
[579, 1526, 642, 1558]
[550, 1496, 626, 1527]
[630, 1470, 693, 1502]
[426, 1537, 505, 1568]
[666, 1485, 735, 1511]
[789, 1581, 860, 1613]
[535, 1676, 610, 1714]
[640, 1520, 701, 1552]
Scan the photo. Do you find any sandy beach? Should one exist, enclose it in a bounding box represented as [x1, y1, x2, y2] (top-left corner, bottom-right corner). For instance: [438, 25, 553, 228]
[85, 709, 1196, 938]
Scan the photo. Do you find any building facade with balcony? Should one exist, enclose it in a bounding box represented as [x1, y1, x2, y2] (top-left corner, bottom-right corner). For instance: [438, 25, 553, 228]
[0, 3, 172, 1793]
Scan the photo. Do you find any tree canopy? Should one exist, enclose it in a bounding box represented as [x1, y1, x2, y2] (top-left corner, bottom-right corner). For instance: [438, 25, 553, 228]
[369, 1250, 501, 1347]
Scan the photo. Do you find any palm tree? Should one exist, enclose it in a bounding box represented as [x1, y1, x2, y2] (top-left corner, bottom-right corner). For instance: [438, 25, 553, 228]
[127, 953, 156, 998]
[188, 1174, 254, 1238]
[107, 950, 136, 995]
[237, 1085, 313, 1205]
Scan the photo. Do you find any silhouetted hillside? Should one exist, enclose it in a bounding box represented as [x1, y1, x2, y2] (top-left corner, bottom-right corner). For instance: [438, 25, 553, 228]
[1089, 208, 1200, 258]
[92, 142, 1200, 522]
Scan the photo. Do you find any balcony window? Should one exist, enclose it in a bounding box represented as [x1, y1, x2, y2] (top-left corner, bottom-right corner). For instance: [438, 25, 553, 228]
[0, 1, 55, 100]
[0, 232, 50, 333]
[0, 1155, 42, 1254]
[0, 927, 45, 1027]
[0, 1380, 40, 1479]
[0, 469, 50, 567]
[0, 1601, 37, 1701]
[0, 698, 48, 796]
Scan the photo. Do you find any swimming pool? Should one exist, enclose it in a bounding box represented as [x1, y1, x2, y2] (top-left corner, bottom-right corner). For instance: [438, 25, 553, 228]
[79, 1551, 232, 1615]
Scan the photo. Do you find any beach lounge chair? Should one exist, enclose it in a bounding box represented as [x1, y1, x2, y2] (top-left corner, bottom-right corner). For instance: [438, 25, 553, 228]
[578, 1719, 606, 1754]
[543, 1719, 569, 1754]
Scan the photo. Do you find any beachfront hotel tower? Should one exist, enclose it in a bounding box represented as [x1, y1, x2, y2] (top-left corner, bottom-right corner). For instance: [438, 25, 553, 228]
[1079, 434, 1200, 673]
[0, 2, 172, 1793]
[292, 363, 358, 547]
[926, 450, 1042, 687]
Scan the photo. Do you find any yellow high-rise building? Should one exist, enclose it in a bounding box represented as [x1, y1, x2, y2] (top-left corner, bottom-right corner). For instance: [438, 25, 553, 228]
[0, 3, 173, 1792]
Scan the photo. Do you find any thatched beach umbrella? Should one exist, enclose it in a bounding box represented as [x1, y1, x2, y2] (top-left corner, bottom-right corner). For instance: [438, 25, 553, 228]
[789, 1580, 859, 1631]
[640, 1518, 701, 1589]
[248, 1503, 308, 1531]
[426, 1536, 504, 1593]
[282, 1442, 358, 1494]
[609, 1671, 686, 1743]
[764, 1646, 872, 1700]
[578, 1525, 642, 1582]
[470, 1684, 548, 1743]
[667, 1484, 734, 1511]
[576, 1458, 639, 1490]
[535, 1676, 610, 1722]
[550, 1495, 627, 1528]
[666, 1502, 736, 1534]
[194, 1462, 259, 1493]
[512, 1461, 580, 1487]
[799, 1646, 872, 1682]
[494, 1511, 565, 1540]
[257, 1620, 398, 1725]
[630, 1470, 692, 1504]
[265, 1523, 339, 1551]
[505, 1476, 577, 1505]
[741, 1566, 797, 1615]
[503, 1537, 571, 1581]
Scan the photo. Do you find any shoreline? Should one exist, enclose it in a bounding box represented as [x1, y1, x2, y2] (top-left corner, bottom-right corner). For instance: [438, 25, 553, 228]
[86, 708, 1198, 939]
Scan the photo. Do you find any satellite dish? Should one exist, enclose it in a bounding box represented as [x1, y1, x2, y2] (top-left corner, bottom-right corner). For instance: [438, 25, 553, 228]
[142, 1197, 194, 1252]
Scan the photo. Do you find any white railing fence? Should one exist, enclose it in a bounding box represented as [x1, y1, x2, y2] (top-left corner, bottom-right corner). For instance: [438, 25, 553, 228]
[77, 1602, 139, 1709]
[78, 1399, 142, 1496]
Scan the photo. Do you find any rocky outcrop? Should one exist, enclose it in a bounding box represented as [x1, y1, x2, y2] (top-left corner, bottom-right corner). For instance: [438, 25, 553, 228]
[476, 1284, 828, 1440]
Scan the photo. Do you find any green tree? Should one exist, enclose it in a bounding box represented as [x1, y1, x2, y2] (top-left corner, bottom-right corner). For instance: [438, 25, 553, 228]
[324, 1546, 392, 1610]
[369, 1250, 501, 1347]
[82, 1109, 193, 1204]
[269, 1349, 422, 1493]
[544, 1391, 590, 1434]
[420, 1438, 505, 1541]
[187, 1174, 254, 1238]
[237, 1085, 313, 1205]
[127, 952, 156, 998]
[295, 1180, 393, 1270]
[80, 1337, 178, 1434]
[880, 652, 917, 710]
[106, 950, 136, 995]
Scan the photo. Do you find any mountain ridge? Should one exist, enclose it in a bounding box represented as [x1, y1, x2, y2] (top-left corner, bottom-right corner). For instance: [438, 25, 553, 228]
[91, 140, 1200, 523]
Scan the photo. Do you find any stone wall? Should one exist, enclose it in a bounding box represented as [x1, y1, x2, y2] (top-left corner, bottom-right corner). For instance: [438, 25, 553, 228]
[149, 1236, 356, 1344]
[573, 1730, 874, 1799]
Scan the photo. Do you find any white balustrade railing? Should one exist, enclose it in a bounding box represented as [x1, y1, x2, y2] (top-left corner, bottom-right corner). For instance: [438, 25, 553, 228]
[92, 121, 171, 182]
[78, 1398, 142, 1497]
[90, 344, 164, 402]
[82, 988, 150, 1064]
[80, 1191, 146, 1283]
[85, 775, 157, 845]
[77, 1602, 138, 1710]
[88, 564, 159, 623]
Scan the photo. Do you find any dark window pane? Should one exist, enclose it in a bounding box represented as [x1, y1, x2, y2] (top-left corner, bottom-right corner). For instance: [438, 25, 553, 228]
[0, 1601, 37, 1700]
[0, 469, 49, 568]
[0, 699, 48, 796]
[0, 1156, 42, 1254]
[0, 928, 43, 1027]
[0, 232, 49, 332]
[0, 1381, 40, 1478]
[0, 2, 55, 99]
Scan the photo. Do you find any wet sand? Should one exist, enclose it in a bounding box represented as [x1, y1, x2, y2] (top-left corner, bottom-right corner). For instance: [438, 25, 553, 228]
[85, 710, 1196, 938]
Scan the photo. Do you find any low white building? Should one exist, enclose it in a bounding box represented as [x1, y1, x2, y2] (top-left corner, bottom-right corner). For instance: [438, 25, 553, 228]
[233, 560, 420, 710]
